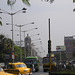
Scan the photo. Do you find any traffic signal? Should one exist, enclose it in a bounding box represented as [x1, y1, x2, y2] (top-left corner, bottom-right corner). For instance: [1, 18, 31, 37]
[48, 40, 51, 53]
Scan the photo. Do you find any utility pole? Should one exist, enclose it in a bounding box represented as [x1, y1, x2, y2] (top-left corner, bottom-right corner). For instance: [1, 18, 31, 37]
[48, 18, 51, 75]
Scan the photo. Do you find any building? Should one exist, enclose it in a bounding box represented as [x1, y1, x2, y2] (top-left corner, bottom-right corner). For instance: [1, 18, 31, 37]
[64, 36, 75, 61]
[25, 34, 38, 57]
[25, 34, 31, 57]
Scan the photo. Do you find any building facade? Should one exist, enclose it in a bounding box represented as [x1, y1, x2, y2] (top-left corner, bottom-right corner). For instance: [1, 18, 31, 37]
[25, 34, 38, 57]
[25, 34, 31, 57]
[64, 36, 75, 60]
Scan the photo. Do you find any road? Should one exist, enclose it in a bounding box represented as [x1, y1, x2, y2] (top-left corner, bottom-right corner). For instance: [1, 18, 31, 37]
[32, 65, 48, 75]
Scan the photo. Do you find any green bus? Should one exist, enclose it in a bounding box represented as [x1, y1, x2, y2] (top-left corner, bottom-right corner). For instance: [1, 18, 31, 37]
[25, 56, 39, 72]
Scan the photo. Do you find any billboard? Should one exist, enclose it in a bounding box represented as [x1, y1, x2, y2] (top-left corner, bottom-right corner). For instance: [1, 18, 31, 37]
[56, 46, 66, 51]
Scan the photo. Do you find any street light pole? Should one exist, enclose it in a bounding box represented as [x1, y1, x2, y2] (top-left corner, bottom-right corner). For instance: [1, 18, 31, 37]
[48, 18, 51, 75]
[31, 38, 41, 42]
[30, 33, 39, 37]
[11, 13, 14, 63]
[0, 8, 26, 62]
[15, 22, 34, 61]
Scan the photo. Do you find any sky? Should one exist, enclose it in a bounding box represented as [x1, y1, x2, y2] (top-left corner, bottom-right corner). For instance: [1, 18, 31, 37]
[0, 0, 75, 57]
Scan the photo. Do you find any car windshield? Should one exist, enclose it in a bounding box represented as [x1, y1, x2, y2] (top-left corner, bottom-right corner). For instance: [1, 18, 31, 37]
[16, 64, 26, 68]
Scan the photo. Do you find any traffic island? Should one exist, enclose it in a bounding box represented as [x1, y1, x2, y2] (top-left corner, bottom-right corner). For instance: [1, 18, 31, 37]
[50, 70, 75, 75]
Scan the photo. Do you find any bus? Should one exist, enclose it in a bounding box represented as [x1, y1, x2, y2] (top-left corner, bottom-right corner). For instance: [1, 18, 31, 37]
[43, 54, 57, 72]
[25, 56, 39, 72]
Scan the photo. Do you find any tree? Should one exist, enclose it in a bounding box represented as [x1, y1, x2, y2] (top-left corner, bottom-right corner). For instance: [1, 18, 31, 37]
[14, 46, 21, 62]
[7, 0, 30, 8]
[7, 0, 54, 8]
[42, 0, 54, 3]
[0, 34, 12, 63]
[14, 46, 25, 62]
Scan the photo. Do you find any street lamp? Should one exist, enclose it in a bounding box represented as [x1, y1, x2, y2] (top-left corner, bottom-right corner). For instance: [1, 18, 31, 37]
[15, 22, 34, 61]
[0, 8, 26, 62]
[31, 38, 41, 42]
[30, 33, 39, 37]
[32, 41, 42, 45]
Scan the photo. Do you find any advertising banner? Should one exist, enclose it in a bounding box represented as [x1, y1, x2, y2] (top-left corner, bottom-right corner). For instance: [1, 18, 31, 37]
[56, 46, 66, 51]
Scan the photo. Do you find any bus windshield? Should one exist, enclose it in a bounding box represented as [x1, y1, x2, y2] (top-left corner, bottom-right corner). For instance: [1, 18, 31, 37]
[43, 57, 55, 64]
[25, 58, 37, 64]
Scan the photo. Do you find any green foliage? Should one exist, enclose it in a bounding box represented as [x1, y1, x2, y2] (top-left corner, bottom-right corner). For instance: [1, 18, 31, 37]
[0, 34, 25, 62]
[7, 0, 30, 7]
[14, 46, 25, 62]
[0, 34, 12, 62]
[14, 46, 21, 61]
[22, 0, 30, 6]
[73, 0, 75, 3]
[50, 0, 54, 3]
[0, 17, 2, 26]
[42, 0, 54, 4]
[7, 0, 16, 6]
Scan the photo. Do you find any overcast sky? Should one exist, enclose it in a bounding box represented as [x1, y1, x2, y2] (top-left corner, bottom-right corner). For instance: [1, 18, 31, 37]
[0, 0, 75, 57]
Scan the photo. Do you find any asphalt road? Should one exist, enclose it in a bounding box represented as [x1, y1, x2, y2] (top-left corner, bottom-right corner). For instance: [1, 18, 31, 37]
[32, 65, 49, 75]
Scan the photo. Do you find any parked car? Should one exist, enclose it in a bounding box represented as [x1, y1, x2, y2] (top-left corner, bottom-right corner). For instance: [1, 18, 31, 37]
[0, 67, 15, 75]
[4, 62, 32, 75]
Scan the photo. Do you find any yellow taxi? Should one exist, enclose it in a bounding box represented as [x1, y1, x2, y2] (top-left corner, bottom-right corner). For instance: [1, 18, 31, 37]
[0, 67, 15, 75]
[4, 62, 32, 75]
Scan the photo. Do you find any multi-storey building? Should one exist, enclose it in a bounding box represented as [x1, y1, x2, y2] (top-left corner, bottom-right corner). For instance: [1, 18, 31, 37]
[64, 36, 75, 60]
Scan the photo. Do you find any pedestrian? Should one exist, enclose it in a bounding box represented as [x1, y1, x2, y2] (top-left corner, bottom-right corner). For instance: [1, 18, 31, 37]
[32, 62, 35, 72]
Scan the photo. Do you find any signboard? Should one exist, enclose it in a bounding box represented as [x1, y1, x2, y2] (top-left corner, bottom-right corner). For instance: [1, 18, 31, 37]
[56, 46, 66, 51]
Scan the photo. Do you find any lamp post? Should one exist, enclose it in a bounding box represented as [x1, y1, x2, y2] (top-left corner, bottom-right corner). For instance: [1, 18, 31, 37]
[32, 40, 42, 44]
[31, 38, 41, 42]
[31, 38, 42, 56]
[30, 33, 39, 37]
[0, 8, 26, 62]
[15, 22, 34, 61]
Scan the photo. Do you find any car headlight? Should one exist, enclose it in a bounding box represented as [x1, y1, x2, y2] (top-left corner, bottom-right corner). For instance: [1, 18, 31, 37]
[24, 69, 28, 72]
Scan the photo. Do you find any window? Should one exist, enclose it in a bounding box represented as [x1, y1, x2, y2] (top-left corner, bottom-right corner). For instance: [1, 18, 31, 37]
[16, 64, 26, 68]
[7, 65, 14, 69]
